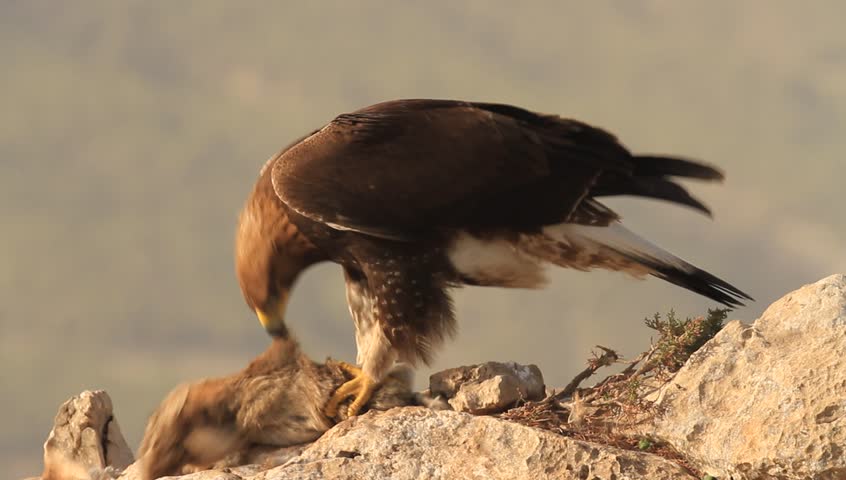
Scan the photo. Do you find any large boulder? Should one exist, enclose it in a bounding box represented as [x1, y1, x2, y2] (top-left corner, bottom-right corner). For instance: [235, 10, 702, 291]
[52, 408, 694, 480]
[258, 408, 695, 480]
[648, 274, 846, 479]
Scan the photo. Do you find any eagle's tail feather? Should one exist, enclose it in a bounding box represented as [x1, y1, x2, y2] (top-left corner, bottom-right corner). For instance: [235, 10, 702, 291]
[592, 155, 723, 216]
[630, 155, 725, 181]
[525, 223, 752, 307]
[604, 177, 714, 216]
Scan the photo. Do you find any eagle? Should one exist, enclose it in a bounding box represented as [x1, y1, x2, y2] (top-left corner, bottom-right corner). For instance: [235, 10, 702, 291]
[234, 99, 751, 418]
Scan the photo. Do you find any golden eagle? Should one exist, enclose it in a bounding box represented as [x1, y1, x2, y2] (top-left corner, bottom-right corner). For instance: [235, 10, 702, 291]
[235, 99, 751, 417]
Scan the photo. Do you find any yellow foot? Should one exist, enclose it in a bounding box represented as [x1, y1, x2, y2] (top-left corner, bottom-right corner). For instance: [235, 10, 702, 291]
[324, 362, 378, 419]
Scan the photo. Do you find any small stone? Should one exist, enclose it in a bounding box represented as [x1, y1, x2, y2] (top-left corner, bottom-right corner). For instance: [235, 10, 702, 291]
[430, 361, 545, 414]
[447, 375, 521, 414]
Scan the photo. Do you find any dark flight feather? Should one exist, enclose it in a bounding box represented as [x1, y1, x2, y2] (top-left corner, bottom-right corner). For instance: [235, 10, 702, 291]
[632, 155, 725, 180]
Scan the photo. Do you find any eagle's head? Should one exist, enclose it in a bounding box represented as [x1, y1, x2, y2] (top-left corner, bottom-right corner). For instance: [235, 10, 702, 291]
[235, 170, 322, 337]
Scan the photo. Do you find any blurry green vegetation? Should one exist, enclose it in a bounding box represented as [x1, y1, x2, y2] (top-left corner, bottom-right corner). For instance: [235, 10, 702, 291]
[2, 2, 845, 478]
[645, 308, 729, 372]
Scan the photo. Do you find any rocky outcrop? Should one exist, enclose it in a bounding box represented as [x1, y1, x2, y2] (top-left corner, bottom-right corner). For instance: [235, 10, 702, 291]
[648, 274, 846, 479]
[67, 409, 695, 480]
[41, 390, 133, 480]
[254, 408, 696, 480]
[29, 275, 846, 480]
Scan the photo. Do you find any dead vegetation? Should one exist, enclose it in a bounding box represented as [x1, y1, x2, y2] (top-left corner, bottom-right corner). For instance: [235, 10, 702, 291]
[501, 308, 730, 478]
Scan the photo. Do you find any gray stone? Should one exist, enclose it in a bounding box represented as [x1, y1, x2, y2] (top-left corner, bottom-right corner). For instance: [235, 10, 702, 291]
[648, 274, 846, 480]
[430, 361, 545, 414]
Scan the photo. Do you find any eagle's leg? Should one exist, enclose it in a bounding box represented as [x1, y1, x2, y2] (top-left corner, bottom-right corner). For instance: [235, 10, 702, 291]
[328, 266, 402, 418]
[323, 362, 378, 418]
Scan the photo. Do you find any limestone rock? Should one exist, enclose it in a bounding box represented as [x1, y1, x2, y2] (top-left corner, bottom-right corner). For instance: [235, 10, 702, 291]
[430, 361, 545, 414]
[146, 471, 242, 480]
[649, 274, 846, 479]
[110, 459, 243, 480]
[260, 408, 696, 480]
[89, 408, 696, 480]
[42, 390, 134, 480]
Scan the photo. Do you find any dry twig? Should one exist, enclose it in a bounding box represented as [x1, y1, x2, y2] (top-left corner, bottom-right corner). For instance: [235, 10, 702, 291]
[501, 308, 730, 479]
[552, 345, 619, 401]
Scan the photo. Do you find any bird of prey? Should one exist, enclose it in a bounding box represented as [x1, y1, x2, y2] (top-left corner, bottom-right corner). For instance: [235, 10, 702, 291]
[234, 99, 751, 418]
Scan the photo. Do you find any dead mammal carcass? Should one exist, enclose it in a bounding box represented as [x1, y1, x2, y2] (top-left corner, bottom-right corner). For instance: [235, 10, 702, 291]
[138, 336, 418, 479]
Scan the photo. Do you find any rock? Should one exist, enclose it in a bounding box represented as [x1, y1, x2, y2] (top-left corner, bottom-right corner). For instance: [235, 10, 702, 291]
[42, 390, 134, 480]
[46, 404, 696, 480]
[448, 374, 523, 414]
[145, 471, 242, 480]
[114, 462, 142, 480]
[260, 408, 696, 480]
[429, 362, 545, 414]
[648, 274, 846, 479]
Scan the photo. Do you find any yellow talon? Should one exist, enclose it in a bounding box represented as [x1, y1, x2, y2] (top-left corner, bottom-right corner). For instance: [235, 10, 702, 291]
[324, 362, 378, 419]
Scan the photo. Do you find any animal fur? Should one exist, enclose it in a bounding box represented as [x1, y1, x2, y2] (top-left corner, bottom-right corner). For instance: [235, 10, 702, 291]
[137, 336, 416, 480]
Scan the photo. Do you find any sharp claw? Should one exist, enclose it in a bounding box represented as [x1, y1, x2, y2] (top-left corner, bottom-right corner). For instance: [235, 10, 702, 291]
[337, 361, 363, 377]
[345, 377, 376, 417]
[324, 362, 378, 419]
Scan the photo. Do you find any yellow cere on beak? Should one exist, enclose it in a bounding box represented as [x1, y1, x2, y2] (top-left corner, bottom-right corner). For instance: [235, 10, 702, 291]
[256, 291, 289, 337]
[256, 309, 275, 329]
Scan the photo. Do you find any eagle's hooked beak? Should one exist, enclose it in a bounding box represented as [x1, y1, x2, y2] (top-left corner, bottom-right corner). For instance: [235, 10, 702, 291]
[256, 291, 289, 338]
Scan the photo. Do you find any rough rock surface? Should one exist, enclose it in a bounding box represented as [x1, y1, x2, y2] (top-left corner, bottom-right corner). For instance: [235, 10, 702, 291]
[81, 409, 694, 480]
[48, 409, 694, 480]
[255, 408, 694, 480]
[430, 361, 545, 414]
[649, 274, 846, 479]
[41, 390, 134, 480]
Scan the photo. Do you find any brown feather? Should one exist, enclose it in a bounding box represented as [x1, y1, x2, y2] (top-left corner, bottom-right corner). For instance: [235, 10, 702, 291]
[235, 134, 326, 314]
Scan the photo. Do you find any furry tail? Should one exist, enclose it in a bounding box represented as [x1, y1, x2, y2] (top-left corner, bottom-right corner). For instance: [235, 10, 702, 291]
[592, 155, 724, 216]
[525, 222, 752, 307]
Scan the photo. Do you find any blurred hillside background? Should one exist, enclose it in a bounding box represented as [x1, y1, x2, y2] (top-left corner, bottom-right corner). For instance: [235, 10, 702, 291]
[2, 1, 845, 477]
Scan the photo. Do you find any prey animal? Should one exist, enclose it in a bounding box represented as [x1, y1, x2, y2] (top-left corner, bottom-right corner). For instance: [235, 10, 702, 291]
[137, 336, 416, 480]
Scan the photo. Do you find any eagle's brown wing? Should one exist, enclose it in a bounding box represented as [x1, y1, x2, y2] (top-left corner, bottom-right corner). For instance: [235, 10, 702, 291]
[270, 99, 639, 240]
